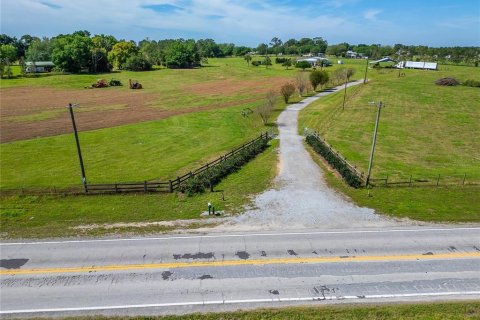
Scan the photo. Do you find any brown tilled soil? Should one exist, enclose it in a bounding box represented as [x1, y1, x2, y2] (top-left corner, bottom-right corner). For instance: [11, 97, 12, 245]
[0, 77, 290, 142]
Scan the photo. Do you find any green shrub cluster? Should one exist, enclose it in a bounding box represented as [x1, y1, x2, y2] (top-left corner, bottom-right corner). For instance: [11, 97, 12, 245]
[109, 79, 122, 86]
[275, 57, 288, 64]
[251, 61, 261, 66]
[306, 135, 363, 188]
[463, 79, 480, 87]
[179, 138, 269, 195]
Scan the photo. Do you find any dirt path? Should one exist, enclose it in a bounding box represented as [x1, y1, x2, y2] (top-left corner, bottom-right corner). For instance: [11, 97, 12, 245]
[214, 81, 407, 231]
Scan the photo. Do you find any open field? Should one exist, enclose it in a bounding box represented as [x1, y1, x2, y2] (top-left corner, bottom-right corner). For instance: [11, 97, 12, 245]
[0, 57, 295, 190]
[301, 62, 480, 221]
[300, 62, 480, 180]
[1, 58, 294, 142]
[0, 139, 278, 239]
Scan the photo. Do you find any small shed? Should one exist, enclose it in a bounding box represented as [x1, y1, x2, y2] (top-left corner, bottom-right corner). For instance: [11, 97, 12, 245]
[25, 61, 55, 73]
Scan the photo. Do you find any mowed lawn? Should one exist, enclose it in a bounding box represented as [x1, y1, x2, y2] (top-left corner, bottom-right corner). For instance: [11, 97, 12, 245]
[300, 62, 480, 221]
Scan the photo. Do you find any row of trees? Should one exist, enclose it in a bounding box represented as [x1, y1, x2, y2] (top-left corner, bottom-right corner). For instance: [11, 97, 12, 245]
[255, 37, 478, 65]
[2, 32, 478, 75]
[258, 68, 357, 125]
[0, 31, 254, 74]
[326, 42, 479, 64]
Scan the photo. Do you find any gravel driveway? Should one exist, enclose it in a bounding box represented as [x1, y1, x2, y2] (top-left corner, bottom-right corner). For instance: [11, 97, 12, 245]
[217, 81, 404, 231]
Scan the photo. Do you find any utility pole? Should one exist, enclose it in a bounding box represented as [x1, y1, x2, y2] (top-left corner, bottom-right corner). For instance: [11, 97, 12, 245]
[342, 71, 348, 110]
[364, 58, 369, 84]
[366, 101, 384, 187]
[67, 103, 88, 193]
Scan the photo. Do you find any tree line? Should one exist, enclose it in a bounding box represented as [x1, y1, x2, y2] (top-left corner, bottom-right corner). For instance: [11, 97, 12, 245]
[0, 31, 253, 74]
[1, 31, 478, 76]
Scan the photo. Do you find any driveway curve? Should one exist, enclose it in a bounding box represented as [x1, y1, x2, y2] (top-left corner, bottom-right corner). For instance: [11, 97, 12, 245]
[219, 81, 404, 231]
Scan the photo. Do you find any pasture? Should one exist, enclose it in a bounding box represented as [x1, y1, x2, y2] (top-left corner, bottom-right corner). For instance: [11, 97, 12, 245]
[1, 57, 291, 238]
[300, 61, 480, 221]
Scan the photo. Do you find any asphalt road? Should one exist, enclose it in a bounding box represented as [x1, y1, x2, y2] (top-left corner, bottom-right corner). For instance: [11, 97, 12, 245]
[1, 227, 479, 317]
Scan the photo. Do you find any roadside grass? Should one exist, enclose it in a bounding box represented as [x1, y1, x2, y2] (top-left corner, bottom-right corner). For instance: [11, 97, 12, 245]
[307, 144, 480, 222]
[300, 63, 480, 222]
[28, 301, 480, 319]
[0, 140, 278, 239]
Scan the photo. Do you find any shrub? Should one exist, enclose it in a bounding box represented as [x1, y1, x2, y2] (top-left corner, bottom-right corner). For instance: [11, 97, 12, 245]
[435, 77, 459, 86]
[295, 72, 309, 96]
[463, 79, 480, 87]
[109, 79, 122, 86]
[306, 135, 363, 188]
[275, 57, 288, 64]
[282, 59, 292, 70]
[178, 138, 269, 195]
[124, 55, 152, 71]
[256, 90, 276, 125]
[309, 70, 329, 91]
[280, 82, 295, 103]
[295, 61, 311, 71]
[251, 60, 261, 67]
[263, 56, 272, 67]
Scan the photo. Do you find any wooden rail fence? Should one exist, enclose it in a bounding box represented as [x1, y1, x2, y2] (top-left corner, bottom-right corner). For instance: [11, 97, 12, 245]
[84, 131, 272, 194]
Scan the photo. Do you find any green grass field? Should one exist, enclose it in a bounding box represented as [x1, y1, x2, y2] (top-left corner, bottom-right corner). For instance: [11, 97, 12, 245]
[300, 62, 480, 221]
[1, 57, 479, 238]
[0, 140, 278, 239]
[27, 301, 480, 319]
[0, 57, 294, 190]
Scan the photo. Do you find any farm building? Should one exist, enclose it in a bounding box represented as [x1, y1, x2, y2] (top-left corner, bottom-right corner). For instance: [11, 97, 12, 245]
[297, 57, 332, 67]
[395, 61, 438, 70]
[25, 61, 55, 73]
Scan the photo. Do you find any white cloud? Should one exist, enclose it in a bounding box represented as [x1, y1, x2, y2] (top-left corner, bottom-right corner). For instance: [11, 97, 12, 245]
[363, 9, 382, 21]
[0, 0, 355, 45]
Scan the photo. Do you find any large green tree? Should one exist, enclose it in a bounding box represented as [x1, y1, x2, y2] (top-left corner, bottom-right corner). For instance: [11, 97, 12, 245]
[108, 41, 138, 69]
[163, 39, 200, 68]
[26, 37, 53, 62]
[51, 32, 93, 72]
[0, 44, 17, 77]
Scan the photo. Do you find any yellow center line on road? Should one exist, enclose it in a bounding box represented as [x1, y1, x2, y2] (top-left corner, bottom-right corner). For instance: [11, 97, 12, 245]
[1, 252, 479, 276]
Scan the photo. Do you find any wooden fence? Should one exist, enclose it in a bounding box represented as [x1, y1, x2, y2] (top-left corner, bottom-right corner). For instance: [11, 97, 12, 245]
[369, 173, 479, 188]
[83, 131, 272, 194]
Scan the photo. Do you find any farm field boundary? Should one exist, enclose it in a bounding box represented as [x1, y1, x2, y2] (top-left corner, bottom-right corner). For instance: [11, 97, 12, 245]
[2, 132, 273, 196]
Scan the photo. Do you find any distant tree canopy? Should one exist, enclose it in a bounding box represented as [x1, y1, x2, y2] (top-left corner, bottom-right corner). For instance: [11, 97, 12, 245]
[1, 30, 478, 75]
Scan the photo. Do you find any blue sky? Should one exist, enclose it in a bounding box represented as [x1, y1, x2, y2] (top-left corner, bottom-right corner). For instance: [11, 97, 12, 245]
[1, 0, 479, 46]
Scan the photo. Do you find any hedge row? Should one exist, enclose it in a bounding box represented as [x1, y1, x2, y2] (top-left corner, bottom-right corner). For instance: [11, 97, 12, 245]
[178, 138, 269, 195]
[306, 135, 363, 188]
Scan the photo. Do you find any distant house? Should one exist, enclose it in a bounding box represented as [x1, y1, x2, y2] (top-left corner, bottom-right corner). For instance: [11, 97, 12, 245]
[25, 61, 55, 73]
[297, 57, 332, 67]
[346, 50, 358, 58]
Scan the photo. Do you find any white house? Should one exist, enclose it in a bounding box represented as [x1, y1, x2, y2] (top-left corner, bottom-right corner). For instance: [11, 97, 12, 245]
[25, 61, 55, 73]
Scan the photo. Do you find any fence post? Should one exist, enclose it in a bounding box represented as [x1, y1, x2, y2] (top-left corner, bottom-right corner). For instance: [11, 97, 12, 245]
[144, 180, 148, 193]
[177, 176, 180, 186]
[385, 174, 388, 186]
[115, 183, 118, 193]
[436, 174, 440, 187]
[462, 173, 466, 185]
[189, 171, 193, 178]
[169, 180, 173, 193]
[409, 175, 412, 187]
